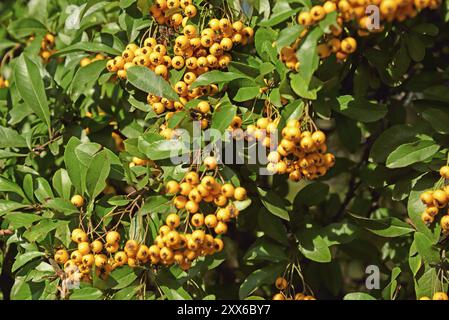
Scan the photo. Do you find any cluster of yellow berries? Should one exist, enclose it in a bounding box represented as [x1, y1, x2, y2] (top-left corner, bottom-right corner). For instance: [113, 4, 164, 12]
[272, 277, 316, 300]
[419, 166, 449, 228]
[420, 292, 449, 300]
[149, 213, 225, 270]
[39, 33, 56, 62]
[150, 0, 197, 26]
[149, 157, 247, 268]
[245, 117, 335, 181]
[281, 0, 441, 69]
[129, 156, 152, 167]
[54, 229, 126, 281]
[280, 33, 357, 70]
[0, 76, 9, 88]
[79, 53, 106, 67]
[106, 13, 253, 116]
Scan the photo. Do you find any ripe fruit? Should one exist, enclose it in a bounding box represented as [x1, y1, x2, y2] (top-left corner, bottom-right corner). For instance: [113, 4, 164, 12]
[71, 228, 88, 243]
[204, 156, 218, 170]
[214, 221, 228, 234]
[54, 249, 69, 264]
[78, 242, 91, 255]
[433, 292, 449, 300]
[272, 293, 285, 300]
[166, 180, 180, 194]
[440, 166, 449, 179]
[275, 277, 288, 290]
[441, 215, 449, 230]
[205, 214, 218, 228]
[114, 251, 128, 266]
[433, 189, 447, 208]
[106, 231, 120, 245]
[71, 195, 84, 208]
[341, 37, 357, 54]
[234, 187, 247, 201]
[166, 213, 181, 228]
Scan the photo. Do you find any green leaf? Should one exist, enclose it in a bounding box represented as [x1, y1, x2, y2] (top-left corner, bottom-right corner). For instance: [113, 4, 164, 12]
[0, 176, 26, 199]
[10, 278, 33, 300]
[211, 97, 237, 133]
[370, 125, 420, 163]
[52, 169, 72, 200]
[294, 182, 329, 206]
[4, 213, 43, 229]
[349, 213, 414, 237]
[276, 24, 304, 53]
[110, 266, 139, 290]
[296, 27, 322, 85]
[7, 18, 46, 38]
[239, 263, 287, 299]
[297, 229, 332, 263]
[54, 42, 121, 56]
[243, 238, 288, 262]
[411, 23, 439, 36]
[406, 33, 426, 62]
[421, 108, 449, 134]
[320, 222, 358, 246]
[138, 136, 186, 161]
[386, 140, 439, 168]
[70, 60, 107, 100]
[69, 287, 103, 300]
[12, 251, 45, 272]
[290, 73, 322, 99]
[141, 195, 171, 214]
[257, 187, 290, 221]
[257, 209, 289, 245]
[0, 200, 28, 215]
[332, 95, 387, 123]
[113, 285, 142, 300]
[190, 71, 251, 88]
[44, 198, 79, 215]
[382, 267, 401, 300]
[0, 126, 28, 148]
[23, 219, 61, 242]
[14, 54, 51, 132]
[259, 7, 301, 27]
[127, 66, 178, 101]
[86, 150, 111, 200]
[233, 87, 260, 102]
[414, 232, 440, 265]
[344, 292, 376, 300]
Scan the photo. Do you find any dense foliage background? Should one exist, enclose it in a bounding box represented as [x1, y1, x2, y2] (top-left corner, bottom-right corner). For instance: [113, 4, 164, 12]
[1, 0, 449, 300]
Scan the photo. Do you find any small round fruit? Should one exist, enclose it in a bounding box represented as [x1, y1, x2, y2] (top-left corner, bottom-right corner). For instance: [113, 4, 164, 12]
[78, 241, 91, 255]
[234, 187, 247, 201]
[204, 156, 218, 170]
[433, 189, 448, 208]
[114, 251, 128, 266]
[272, 293, 285, 300]
[165, 213, 181, 229]
[221, 183, 235, 198]
[166, 180, 180, 194]
[71, 195, 84, 208]
[205, 214, 218, 228]
[433, 292, 449, 300]
[214, 221, 228, 234]
[54, 249, 69, 264]
[440, 166, 449, 179]
[275, 277, 288, 290]
[441, 215, 449, 230]
[71, 228, 88, 243]
[420, 191, 434, 206]
[341, 37, 357, 54]
[106, 231, 120, 245]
